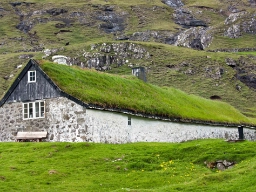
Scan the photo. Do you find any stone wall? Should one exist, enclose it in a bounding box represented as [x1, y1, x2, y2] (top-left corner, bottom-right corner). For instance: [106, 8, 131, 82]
[0, 97, 255, 143]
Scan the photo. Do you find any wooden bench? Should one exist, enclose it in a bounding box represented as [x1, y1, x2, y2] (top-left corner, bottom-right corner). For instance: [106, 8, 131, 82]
[16, 132, 47, 142]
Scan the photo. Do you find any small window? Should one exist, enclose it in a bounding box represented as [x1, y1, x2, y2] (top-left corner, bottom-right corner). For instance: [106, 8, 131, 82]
[28, 71, 36, 82]
[23, 101, 45, 119]
[128, 116, 131, 126]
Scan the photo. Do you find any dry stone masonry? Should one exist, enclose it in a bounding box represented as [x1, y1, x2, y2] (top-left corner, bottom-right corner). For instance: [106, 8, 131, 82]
[1, 96, 256, 143]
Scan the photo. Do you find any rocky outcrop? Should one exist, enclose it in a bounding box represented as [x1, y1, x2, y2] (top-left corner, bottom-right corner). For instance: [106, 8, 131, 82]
[174, 27, 212, 50]
[161, 0, 211, 49]
[46, 43, 151, 70]
[161, 0, 183, 8]
[224, 11, 256, 38]
[173, 8, 207, 28]
[96, 5, 127, 33]
[82, 43, 150, 70]
[225, 56, 256, 90]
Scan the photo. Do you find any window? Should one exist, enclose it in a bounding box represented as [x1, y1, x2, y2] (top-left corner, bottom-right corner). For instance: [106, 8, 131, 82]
[28, 71, 36, 82]
[23, 101, 45, 119]
[128, 116, 131, 125]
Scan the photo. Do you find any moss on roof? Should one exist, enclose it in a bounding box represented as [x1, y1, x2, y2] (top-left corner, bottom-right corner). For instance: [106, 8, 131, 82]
[40, 61, 254, 125]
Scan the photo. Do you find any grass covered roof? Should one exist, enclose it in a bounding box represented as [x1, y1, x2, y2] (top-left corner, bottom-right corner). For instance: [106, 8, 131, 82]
[40, 61, 254, 125]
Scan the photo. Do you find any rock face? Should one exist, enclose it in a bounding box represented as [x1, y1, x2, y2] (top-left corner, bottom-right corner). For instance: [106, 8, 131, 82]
[48, 43, 150, 70]
[161, 0, 211, 49]
[161, 0, 183, 8]
[224, 11, 256, 38]
[82, 43, 150, 70]
[226, 56, 256, 90]
[96, 6, 127, 33]
[174, 27, 212, 50]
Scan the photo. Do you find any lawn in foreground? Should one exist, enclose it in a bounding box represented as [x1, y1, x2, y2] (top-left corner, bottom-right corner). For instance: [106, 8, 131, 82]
[0, 139, 256, 192]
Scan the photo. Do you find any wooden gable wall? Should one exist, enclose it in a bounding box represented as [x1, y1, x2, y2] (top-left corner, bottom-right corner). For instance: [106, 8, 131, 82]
[6, 65, 61, 103]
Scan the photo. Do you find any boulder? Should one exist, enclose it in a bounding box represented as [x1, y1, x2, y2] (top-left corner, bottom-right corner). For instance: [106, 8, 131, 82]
[52, 55, 69, 65]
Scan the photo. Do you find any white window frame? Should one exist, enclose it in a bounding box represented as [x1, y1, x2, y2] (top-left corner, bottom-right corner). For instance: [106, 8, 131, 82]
[23, 101, 45, 119]
[28, 71, 36, 83]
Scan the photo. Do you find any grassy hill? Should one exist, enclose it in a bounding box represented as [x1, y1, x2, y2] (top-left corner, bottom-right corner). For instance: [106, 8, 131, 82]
[40, 61, 255, 125]
[0, 0, 256, 119]
[1, 140, 256, 191]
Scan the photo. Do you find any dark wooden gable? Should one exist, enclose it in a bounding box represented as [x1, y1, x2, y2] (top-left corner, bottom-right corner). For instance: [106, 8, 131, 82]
[0, 59, 62, 105]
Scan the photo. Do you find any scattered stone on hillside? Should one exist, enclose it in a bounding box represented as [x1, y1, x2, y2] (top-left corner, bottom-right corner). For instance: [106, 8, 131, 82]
[248, 0, 256, 6]
[226, 58, 237, 68]
[225, 11, 247, 25]
[97, 8, 127, 33]
[217, 162, 226, 170]
[236, 84, 242, 91]
[204, 66, 224, 79]
[224, 12, 256, 38]
[224, 24, 241, 38]
[19, 54, 34, 59]
[46, 8, 68, 16]
[161, 0, 184, 8]
[9, 2, 35, 7]
[173, 8, 207, 28]
[43, 48, 60, 58]
[235, 57, 256, 90]
[55, 23, 66, 28]
[79, 43, 150, 70]
[205, 160, 235, 170]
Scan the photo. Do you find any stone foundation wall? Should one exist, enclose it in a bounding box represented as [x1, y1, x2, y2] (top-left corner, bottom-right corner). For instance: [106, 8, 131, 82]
[0, 97, 255, 143]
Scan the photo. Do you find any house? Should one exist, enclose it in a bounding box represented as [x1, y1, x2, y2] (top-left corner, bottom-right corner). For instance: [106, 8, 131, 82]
[0, 59, 255, 143]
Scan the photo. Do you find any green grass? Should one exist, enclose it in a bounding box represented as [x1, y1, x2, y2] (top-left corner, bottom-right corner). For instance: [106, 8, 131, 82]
[40, 61, 254, 125]
[1, 140, 256, 191]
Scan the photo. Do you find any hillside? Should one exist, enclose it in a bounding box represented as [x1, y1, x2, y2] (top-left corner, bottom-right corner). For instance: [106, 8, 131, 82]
[1, 140, 256, 191]
[40, 61, 254, 125]
[0, 0, 256, 117]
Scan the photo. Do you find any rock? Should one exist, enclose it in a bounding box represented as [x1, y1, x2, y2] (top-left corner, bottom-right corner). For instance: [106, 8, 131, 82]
[226, 58, 237, 68]
[161, 0, 184, 8]
[43, 48, 59, 58]
[225, 11, 247, 25]
[174, 27, 212, 50]
[96, 7, 127, 33]
[223, 160, 233, 167]
[46, 8, 68, 16]
[55, 23, 66, 28]
[224, 24, 241, 38]
[52, 55, 68, 65]
[16, 21, 33, 33]
[236, 84, 242, 91]
[19, 54, 34, 59]
[174, 8, 207, 28]
[217, 163, 226, 170]
[116, 35, 130, 40]
[249, 0, 256, 6]
[16, 65, 22, 69]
